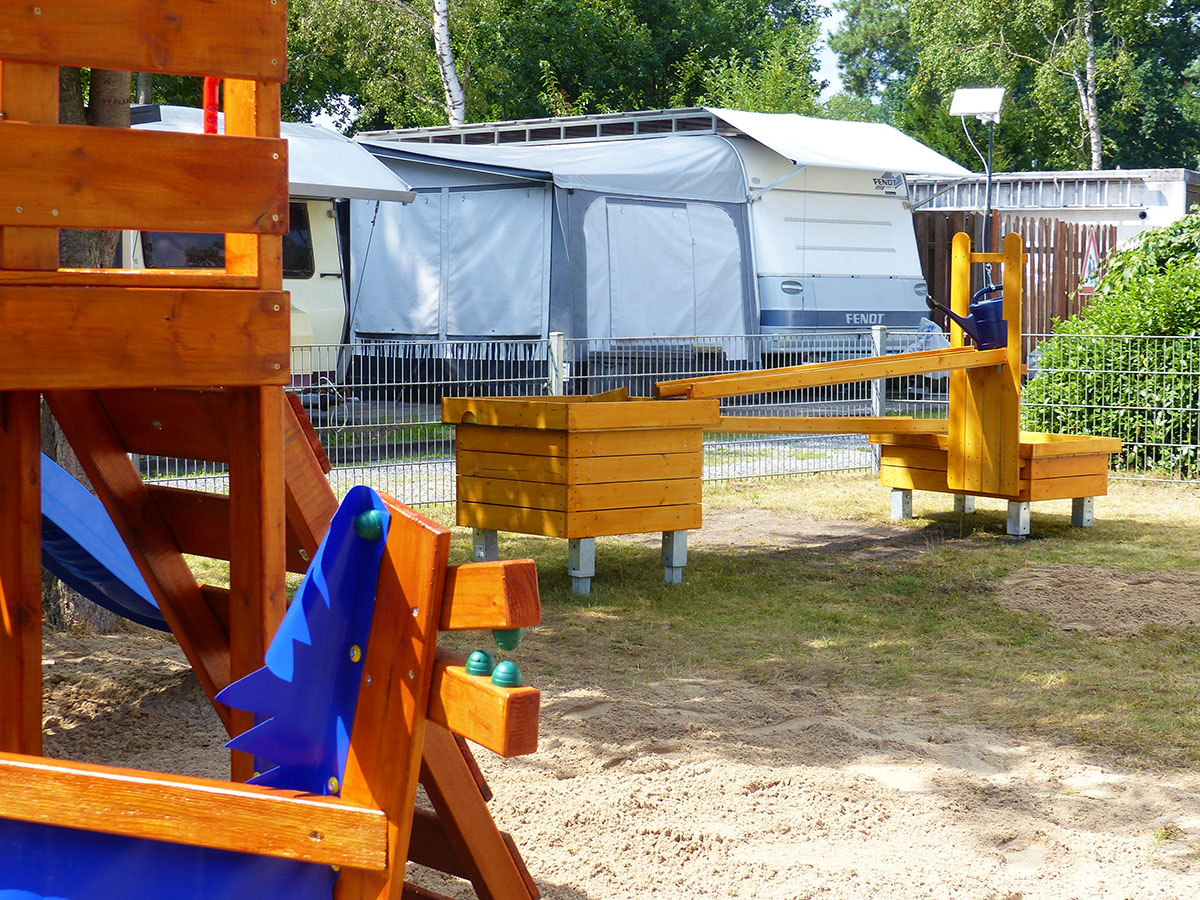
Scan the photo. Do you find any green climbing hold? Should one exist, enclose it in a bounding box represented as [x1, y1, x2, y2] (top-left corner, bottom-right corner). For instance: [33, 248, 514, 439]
[491, 660, 523, 687]
[492, 627, 523, 651]
[353, 509, 384, 541]
[465, 650, 495, 676]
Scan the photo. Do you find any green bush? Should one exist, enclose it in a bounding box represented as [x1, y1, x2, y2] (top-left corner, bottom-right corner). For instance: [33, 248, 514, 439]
[1022, 215, 1200, 477]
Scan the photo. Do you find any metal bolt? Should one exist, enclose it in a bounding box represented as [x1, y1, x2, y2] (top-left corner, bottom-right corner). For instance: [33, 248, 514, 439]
[51, 209, 59, 216]
[15, 207, 22, 213]
[273, 362, 281, 370]
[33, 7, 41, 14]
[412, 607, 419, 617]
[151, 419, 163, 430]
[408, 669, 415, 680]
[349, 645, 362, 663]
[272, 153, 279, 160]
[273, 304, 280, 311]
[271, 58, 279, 66]
[272, 214, 280, 222]
[299, 548, 309, 561]
[326, 776, 339, 793]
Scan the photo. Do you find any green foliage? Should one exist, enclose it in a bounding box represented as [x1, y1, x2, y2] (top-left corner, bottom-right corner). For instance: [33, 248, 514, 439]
[1022, 215, 1200, 476]
[687, 21, 823, 113]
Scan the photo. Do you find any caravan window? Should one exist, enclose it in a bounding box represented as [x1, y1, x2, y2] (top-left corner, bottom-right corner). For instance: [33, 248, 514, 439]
[140, 202, 315, 278]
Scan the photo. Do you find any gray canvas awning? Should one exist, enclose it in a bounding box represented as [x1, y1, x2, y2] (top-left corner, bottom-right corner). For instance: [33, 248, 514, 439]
[132, 105, 416, 202]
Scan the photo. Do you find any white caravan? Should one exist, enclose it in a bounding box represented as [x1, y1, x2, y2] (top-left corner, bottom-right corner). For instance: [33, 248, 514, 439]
[351, 108, 969, 356]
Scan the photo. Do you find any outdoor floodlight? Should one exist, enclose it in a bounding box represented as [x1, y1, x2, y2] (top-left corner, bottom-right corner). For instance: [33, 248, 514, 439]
[949, 87, 1006, 124]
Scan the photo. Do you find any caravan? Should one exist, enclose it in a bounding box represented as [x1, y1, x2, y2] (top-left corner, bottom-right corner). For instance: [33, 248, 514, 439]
[349, 108, 969, 365]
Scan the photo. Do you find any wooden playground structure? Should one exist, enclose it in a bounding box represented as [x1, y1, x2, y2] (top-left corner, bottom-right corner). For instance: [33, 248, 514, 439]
[447, 232, 1120, 587]
[1, 5, 541, 899]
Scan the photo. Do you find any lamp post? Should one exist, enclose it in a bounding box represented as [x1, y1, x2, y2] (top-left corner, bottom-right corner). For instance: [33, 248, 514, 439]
[950, 87, 1005, 254]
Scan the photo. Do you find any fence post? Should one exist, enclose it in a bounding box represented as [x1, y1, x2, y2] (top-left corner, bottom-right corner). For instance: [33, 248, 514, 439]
[870, 325, 887, 474]
[547, 332, 565, 395]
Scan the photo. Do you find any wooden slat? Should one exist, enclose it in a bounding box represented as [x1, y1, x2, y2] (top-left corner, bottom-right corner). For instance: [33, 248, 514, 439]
[457, 476, 701, 513]
[0, 268, 259, 289]
[440, 561, 542, 632]
[227, 387, 287, 780]
[455, 424, 702, 458]
[457, 500, 703, 540]
[98, 388, 232, 461]
[46, 391, 233, 729]
[1026, 454, 1110, 479]
[0, 0, 286, 81]
[0, 287, 290, 390]
[337, 496, 451, 900]
[224, 79, 284, 288]
[0, 62, 59, 270]
[1019, 432, 1122, 457]
[0, 123, 287, 233]
[444, 397, 719, 431]
[0, 751, 386, 870]
[654, 347, 1008, 400]
[458, 449, 703, 485]
[428, 651, 540, 758]
[420, 721, 539, 900]
[283, 403, 339, 561]
[880, 445, 948, 472]
[286, 391, 334, 474]
[408, 807, 537, 899]
[1028, 474, 1109, 502]
[714, 416, 949, 435]
[0, 391, 42, 754]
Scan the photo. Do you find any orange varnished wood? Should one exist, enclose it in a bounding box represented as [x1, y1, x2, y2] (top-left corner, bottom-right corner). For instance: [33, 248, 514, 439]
[0, 268, 259, 289]
[0, 287, 290, 390]
[146, 484, 313, 575]
[0, 0, 286, 81]
[283, 401, 339, 558]
[0, 392, 42, 754]
[401, 884, 458, 900]
[428, 650, 540, 758]
[0, 751, 386, 869]
[336, 496, 451, 900]
[0, 123, 287, 233]
[227, 386, 288, 781]
[286, 391, 334, 474]
[45, 391, 233, 730]
[97, 389, 231, 461]
[439, 561, 541, 632]
[224, 80, 284, 287]
[420, 720, 539, 900]
[0, 62, 59, 270]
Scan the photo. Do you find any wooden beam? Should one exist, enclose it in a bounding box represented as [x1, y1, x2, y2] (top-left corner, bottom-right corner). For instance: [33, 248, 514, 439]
[0, 0, 286, 81]
[654, 347, 1009, 400]
[439, 560, 541, 632]
[443, 397, 720, 431]
[46, 391, 233, 729]
[97, 389, 232, 462]
[714, 416, 949, 435]
[0, 752, 386, 870]
[428, 650, 540, 758]
[0, 269, 259, 289]
[0, 287, 290, 390]
[224, 80, 284, 287]
[0, 123, 287, 233]
[0, 392, 42, 755]
[283, 400, 339, 559]
[336, 497, 452, 900]
[420, 721, 539, 900]
[227, 387, 288, 781]
[146, 485, 312, 574]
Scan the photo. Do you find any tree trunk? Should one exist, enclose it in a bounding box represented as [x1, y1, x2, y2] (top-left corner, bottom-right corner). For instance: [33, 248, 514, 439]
[430, 0, 466, 125]
[43, 68, 133, 633]
[1079, 0, 1102, 169]
[136, 72, 153, 105]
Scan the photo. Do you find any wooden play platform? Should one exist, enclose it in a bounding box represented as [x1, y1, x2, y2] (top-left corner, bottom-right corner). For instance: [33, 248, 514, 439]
[443, 391, 719, 593]
[0, 5, 541, 899]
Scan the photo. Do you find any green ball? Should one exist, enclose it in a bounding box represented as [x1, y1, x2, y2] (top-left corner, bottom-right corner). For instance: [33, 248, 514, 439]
[491, 660, 523, 688]
[492, 627, 524, 651]
[465, 650, 495, 677]
[353, 509, 384, 541]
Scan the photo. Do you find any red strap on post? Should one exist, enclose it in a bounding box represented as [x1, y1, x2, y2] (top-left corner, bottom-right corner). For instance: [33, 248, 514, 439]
[202, 77, 222, 134]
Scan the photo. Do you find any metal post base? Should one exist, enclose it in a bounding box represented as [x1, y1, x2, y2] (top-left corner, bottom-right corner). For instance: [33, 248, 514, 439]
[1071, 497, 1095, 527]
[569, 537, 596, 596]
[1007, 500, 1030, 537]
[472, 528, 499, 562]
[890, 488, 913, 520]
[954, 494, 976, 514]
[662, 530, 687, 584]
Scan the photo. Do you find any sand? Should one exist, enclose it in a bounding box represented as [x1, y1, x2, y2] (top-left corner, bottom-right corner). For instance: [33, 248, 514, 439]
[39, 509, 1200, 900]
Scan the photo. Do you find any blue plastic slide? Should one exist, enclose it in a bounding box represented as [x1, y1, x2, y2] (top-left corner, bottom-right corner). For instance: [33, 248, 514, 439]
[39, 454, 167, 631]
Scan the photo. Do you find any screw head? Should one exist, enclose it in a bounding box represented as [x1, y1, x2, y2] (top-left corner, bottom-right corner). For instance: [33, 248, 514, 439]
[349, 645, 362, 663]
[326, 776, 340, 794]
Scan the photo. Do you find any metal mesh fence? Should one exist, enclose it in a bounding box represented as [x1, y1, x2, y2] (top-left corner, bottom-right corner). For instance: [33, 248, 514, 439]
[137, 330, 1199, 504]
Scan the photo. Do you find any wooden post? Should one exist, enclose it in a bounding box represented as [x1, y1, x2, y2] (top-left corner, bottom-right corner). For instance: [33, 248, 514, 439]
[0, 61, 59, 755]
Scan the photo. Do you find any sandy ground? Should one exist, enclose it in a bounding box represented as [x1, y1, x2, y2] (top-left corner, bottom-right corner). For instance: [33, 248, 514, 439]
[41, 509, 1200, 900]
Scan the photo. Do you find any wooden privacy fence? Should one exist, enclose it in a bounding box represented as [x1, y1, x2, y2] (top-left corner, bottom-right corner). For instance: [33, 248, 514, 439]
[913, 211, 1117, 358]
